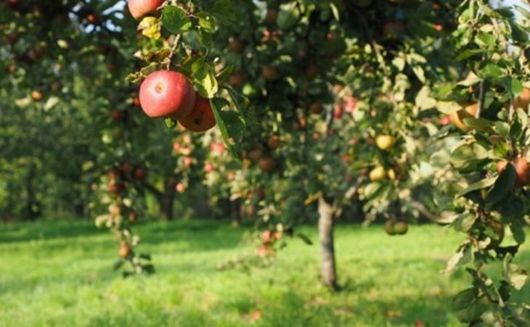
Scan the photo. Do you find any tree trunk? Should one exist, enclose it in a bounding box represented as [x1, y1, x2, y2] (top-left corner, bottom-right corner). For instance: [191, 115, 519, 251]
[25, 164, 40, 220]
[318, 196, 338, 290]
[159, 194, 175, 220]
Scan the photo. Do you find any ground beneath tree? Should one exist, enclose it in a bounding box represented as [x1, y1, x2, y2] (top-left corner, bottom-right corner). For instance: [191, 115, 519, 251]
[0, 220, 528, 327]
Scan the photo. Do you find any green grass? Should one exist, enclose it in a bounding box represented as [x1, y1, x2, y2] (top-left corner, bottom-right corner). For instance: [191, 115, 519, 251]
[0, 220, 528, 327]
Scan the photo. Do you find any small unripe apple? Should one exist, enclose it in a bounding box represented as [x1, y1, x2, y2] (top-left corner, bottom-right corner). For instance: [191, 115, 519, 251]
[375, 135, 396, 151]
[178, 96, 216, 132]
[449, 103, 478, 132]
[139, 70, 196, 119]
[369, 165, 386, 182]
[127, 0, 164, 20]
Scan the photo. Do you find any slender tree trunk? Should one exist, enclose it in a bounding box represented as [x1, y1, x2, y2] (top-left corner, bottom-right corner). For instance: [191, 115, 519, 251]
[25, 164, 40, 220]
[318, 196, 338, 290]
[159, 193, 175, 220]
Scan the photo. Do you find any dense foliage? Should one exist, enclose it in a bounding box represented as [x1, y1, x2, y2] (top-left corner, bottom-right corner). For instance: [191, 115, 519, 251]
[1, 0, 529, 325]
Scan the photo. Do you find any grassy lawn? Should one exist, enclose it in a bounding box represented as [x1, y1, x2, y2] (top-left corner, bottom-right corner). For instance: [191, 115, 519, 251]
[0, 219, 528, 327]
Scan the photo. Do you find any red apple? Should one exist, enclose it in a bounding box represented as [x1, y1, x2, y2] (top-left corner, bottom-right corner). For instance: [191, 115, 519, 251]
[204, 163, 214, 173]
[175, 182, 186, 193]
[127, 0, 164, 20]
[139, 70, 196, 119]
[178, 96, 216, 132]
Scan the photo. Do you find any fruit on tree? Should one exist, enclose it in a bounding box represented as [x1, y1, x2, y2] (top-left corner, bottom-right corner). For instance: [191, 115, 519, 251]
[133, 167, 146, 180]
[248, 147, 263, 163]
[267, 135, 281, 150]
[229, 72, 246, 88]
[108, 182, 125, 194]
[127, 0, 163, 20]
[175, 182, 186, 193]
[375, 135, 395, 151]
[111, 110, 124, 122]
[118, 242, 132, 259]
[369, 165, 386, 182]
[310, 102, 324, 115]
[139, 70, 196, 119]
[449, 103, 478, 132]
[513, 87, 530, 109]
[31, 90, 43, 101]
[178, 96, 216, 132]
[333, 104, 343, 119]
[259, 156, 277, 172]
[262, 65, 280, 81]
[132, 96, 141, 107]
[496, 156, 530, 187]
[228, 37, 244, 53]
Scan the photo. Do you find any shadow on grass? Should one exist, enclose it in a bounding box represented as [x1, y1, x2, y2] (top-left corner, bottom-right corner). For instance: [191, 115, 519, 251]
[0, 220, 103, 244]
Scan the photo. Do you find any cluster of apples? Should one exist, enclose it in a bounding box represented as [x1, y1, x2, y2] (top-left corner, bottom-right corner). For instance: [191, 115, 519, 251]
[139, 70, 216, 132]
[127, 1, 217, 132]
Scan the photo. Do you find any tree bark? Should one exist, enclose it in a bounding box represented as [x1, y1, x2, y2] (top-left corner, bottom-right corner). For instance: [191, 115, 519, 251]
[318, 196, 338, 290]
[158, 193, 175, 220]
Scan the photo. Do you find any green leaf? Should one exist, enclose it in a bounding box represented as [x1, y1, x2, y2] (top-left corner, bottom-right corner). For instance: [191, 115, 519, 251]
[210, 98, 244, 156]
[509, 219, 526, 244]
[456, 49, 484, 61]
[164, 117, 177, 128]
[161, 6, 192, 33]
[486, 164, 515, 207]
[458, 176, 496, 196]
[504, 257, 528, 290]
[511, 78, 524, 96]
[196, 12, 216, 33]
[277, 6, 299, 30]
[480, 64, 505, 80]
[211, 0, 237, 24]
[453, 288, 477, 311]
[475, 32, 496, 48]
[191, 60, 218, 98]
[453, 213, 477, 232]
